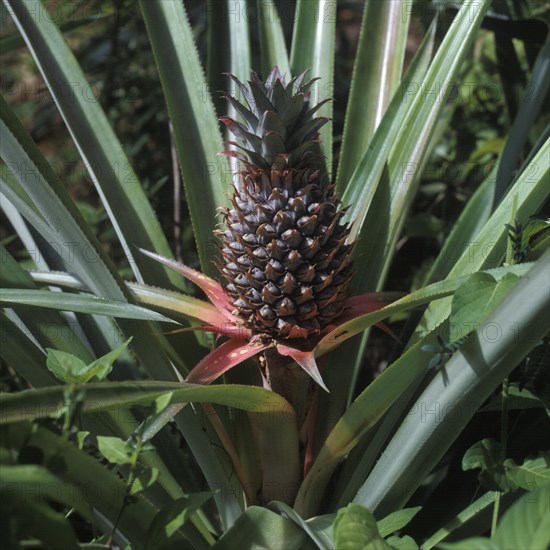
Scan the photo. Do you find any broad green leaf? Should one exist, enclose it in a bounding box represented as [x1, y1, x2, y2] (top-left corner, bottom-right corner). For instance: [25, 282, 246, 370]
[450, 273, 520, 342]
[0, 289, 177, 323]
[337, 0, 410, 192]
[439, 538, 499, 549]
[85, 338, 133, 381]
[139, 0, 228, 276]
[46, 349, 88, 384]
[45, 339, 131, 384]
[76, 431, 89, 450]
[97, 435, 133, 465]
[493, 485, 550, 550]
[212, 506, 312, 550]
[377, 507, 422, 538]
[256, 0, 291, 78]
[290, 0, 335, 174]
[146, 494, 213, 550]
[0, 381, 294, 425]
[522, 218, 550, 250]
[353, 251, 550, 518]
[462, 439, 515, 492]
[333, 504, 391, 550]
[3, 0, 182, 288]
[504, 452, 550, 489]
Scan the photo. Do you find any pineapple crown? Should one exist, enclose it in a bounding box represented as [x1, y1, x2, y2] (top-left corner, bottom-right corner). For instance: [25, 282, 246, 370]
[220, 67, 330, 173]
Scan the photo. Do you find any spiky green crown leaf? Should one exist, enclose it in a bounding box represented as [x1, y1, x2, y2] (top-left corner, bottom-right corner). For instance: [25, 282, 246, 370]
[221, 67, 330, 172]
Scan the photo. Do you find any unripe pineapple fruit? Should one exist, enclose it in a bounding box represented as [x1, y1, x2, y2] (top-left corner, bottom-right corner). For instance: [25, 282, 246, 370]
[219, 68, 353, 339]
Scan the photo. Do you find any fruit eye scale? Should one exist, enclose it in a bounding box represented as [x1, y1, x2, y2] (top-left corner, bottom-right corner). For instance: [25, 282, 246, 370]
[220, 68, 353, 339]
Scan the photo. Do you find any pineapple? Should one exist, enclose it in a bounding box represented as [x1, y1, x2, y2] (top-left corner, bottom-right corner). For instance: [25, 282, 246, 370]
[219, 67, 353, 340]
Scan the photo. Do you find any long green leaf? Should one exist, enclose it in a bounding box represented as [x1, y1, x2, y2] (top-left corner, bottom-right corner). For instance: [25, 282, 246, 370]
[354, 251, 550, 517]
[412, 138, 550, 344]
[0, 288, 177, 323]
[312, 17, 437, 453]
[347, 0, 490, 293]
[139, 0, 228, 276]
[0, 244, 94, 362]
[0, 381, 294, 424]
[257, 0, 291, 77]
[3, 0, 182, 289]
[315, 264, 533, 356]
[0, 96, 187, 380]
[290, 0, 335, 175]
[493, 36, 550, 204]
[336, 0, 410, 192]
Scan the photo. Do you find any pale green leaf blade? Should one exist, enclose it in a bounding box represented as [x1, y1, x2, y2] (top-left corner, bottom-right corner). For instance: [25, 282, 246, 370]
[348, 0, 491, 295]
[290, 0, 335, 174]
[0, 381, 294, 425]
[336, 0, 410, 192]
[257, 0, 291, 78]
[146, 494, 214, 550]
[139, 0, 229, 276]
[354, 252, 550, 517]
[422, 492, 497, 549]
[412, 138, 550, 344]
[339, 19, 437, 254]
[3, 0, 182, 288]
[0, 289, 177, 323]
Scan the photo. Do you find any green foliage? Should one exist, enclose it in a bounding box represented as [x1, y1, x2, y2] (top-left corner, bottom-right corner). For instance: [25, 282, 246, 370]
[1, 0, 549, 547]
[46, 338, 132, 383]
[334, 504, 392, 550]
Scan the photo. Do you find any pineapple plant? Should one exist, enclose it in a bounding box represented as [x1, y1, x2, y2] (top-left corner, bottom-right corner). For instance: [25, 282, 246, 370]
[219, 67, 353, 340]
[2, 0, 549, 547]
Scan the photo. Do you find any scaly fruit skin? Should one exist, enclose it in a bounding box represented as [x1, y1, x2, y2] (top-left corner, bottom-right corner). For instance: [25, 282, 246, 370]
[219, 68, 353, 339]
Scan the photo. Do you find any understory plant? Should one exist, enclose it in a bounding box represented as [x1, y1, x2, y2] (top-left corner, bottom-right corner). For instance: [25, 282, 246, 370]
[1, 0, 549, 548]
